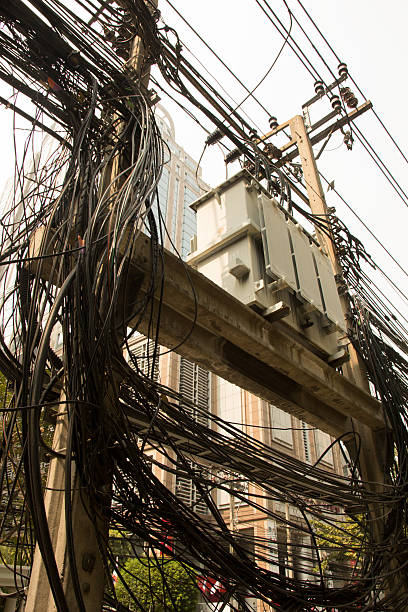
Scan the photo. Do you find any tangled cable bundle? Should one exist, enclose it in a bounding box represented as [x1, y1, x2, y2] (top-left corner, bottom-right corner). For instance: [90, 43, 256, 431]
[0, 1, 407, 611]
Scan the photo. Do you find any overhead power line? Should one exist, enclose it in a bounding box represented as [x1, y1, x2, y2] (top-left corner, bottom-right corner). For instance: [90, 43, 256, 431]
[294, 0, 408, 168]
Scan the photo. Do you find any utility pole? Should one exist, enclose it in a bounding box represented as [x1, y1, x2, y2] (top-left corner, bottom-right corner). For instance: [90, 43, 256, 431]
[26, 394, 108, 611]
[280, 113, 403, 598]
[284, 502, 294, 581]
[25, 3, 158, 610]
[286, 115, 388, 484]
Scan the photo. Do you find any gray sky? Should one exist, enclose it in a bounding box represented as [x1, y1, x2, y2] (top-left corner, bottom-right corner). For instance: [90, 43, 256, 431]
[0, 0, 407, 318]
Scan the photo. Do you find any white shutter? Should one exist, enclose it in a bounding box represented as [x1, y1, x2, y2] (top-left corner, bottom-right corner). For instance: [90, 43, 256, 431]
[176, 358, 210, 514]
[179, 356, 209, 427]
[130, 338, 159, 381]
[314, 430, 334, 465]
[175, 462, 208, 515]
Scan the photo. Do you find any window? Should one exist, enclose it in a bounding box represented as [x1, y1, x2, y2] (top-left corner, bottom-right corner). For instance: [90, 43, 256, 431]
[302, 421, 312, 463]
[179, 357, 209, 427]
[185, 156, 197, 172]
[129, 338, 160, 381]
[217, 377, 242, 438]
[270, 405, 293, 447]
[169, 177, 179, 251]
[168, 142, 181, 158]
[175, 359, 210, 515]
[314, 430, 334, 466]
[277, 528, 288, 578]
[216, 471, 248, 507]
[156, 167, 169, 221]
[175, 461, 209, 514]
[55, 331, 63, 348]
[180, 186, 199, 258]
[148, 167, 169, 228]
[185, 172, 199, 189]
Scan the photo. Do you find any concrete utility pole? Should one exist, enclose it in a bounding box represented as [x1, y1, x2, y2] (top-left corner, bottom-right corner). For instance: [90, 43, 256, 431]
[26, 395, 108, 611]
[287, 115, 387, 484]
[25, 2, 158, 610]
[285, 113, 403, 598]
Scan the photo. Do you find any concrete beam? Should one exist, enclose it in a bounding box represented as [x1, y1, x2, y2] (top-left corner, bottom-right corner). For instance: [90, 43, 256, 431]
[127, 234, 384, 438]
[0, 565, 29, 588]
[28, 229, 384, 438]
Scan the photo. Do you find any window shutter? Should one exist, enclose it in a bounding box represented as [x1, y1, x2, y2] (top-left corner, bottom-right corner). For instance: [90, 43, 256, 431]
[175, 462, 208, 515]
[270, 406, 293, 447]
[131, 338, 159, 381]
[176, 358, 210, 514]
[179, 356, 209, 427]
[302, 421, 311, 463]
[314, 430, 334, 465]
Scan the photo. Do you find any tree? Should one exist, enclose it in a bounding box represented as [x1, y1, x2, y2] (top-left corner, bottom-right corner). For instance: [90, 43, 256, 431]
[312, 514, 365, 580]
[115, 557, 198, 612]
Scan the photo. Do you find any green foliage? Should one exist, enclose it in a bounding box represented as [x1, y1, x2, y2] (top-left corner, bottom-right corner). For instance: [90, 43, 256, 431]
[0, 370, 12, 405]
[109, 529, 140, 561]
[0, 370, 52, 564]
[312, 514, 365, 575]
[115, 557, 198, 612]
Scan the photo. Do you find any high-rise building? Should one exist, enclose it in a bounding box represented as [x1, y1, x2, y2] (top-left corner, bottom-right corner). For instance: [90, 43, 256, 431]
[127, 108, 346, 611]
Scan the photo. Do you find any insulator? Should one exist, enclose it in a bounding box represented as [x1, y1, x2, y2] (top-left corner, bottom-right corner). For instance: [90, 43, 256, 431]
[263, 142, 282, 160]
[314, 80, 324, 95]
[340, 87, 358, 109]
[268, 116, 278, 130]
[205, 128, 223, 146]
[343, 130, 354, 150]
[338, 62, 348, 77]
[224, 148, 241, 164]
[330, 95, 342, 110]
[249, 130, 258, 142]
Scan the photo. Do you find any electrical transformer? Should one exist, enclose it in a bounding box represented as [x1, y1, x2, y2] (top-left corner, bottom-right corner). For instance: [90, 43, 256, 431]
[187, 169, 348, 363]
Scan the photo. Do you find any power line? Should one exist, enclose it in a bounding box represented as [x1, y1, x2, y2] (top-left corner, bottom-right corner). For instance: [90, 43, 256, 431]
[294, 0, 408, 168]
[258, 0, 408, 211]
[162, 0, 274, 120]
[352, 124, 408, 208]
[227, 0, 293, 116]
[319, 172, 408, 281]
[254, 0, 320, 81]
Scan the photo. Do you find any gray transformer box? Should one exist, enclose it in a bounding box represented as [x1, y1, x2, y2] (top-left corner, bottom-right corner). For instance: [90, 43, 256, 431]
[187, 170, 347, 362]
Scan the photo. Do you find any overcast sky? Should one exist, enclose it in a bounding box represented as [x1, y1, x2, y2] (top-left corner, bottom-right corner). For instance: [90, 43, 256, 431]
[0, 0, 407, 319]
